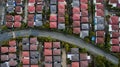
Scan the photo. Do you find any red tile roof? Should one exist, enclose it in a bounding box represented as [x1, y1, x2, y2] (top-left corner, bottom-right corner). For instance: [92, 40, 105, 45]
[96, 37, 104, 44]
[81, 17, 89, 22]
[72, 62, 79, 67]
[31, 65, 39, 67]
[111, 38, 119, 45]
[73, 21, 80, 27]
[112, 32, 119, 38]
[112, 25, 119, 30]
[9, 40, 16, 46]
[45, 56, 52, 62]
[109, 0, 118, 3]
[22, 59, 30, 64]
[9, 53, 16, 59]
[14, 15, 22, 22]
[30, 37, 37, 44]
[28, 6, 35, 13]
[45, 63, 52, 67]
[73, 7, 80, 14]
[28, 14, 34, 21]
[73, 14, 80, 21]
[14, 22, 21, 28]
[80, 61, 88, 67]
[1, 47, 9, 53]
[80, 53, 88, 60]
[53, 49, 61, 55]
[30, 45, 38, 50]
[44, 42, 52, 49]
[96, 31, 105, 37]
[96, 9, 104, 16]
[50, 22, 57, 28]
[16, 0, 22, 4]
[73, 28, 80, 34]
[29, 0, 35, 3]
[36, 5, 42, 13]
[81, 4, 88, 10]
[96, 4, 104, 10]
[81, 0, 88, 3]
[53, 42, 61, 48]
[58, 17, 65, 23]
[58, 4, 65, 9]
[28, 21, 34, 27]
[110, 16, 119, 24]
[58, 9, 65, 16]
[9, 47, 16, 53]
[1, 55, 8, 61]
[111, 46, 120, 52]
[15, 6, 22, 13]
[44, 49, 52, 56]
[50, 14, 57, 22]
[81, 10, 88, 17]
[9, 59, 17, 66]
[22, 51, 29, 57]
[58, 0, 65, 2]
[96, 0, 103, 3]
[6, 22, 13, 28]
[6, 15, 13, 22]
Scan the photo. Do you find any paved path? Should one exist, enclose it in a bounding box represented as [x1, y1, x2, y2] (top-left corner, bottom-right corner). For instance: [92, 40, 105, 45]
[61, 49, 67, 67]
[0, 29, 119, 64]
[23, 0, 28, 23]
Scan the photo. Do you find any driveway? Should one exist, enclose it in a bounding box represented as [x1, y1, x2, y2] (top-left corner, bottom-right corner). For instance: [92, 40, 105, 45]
[0, 29, 119, 64]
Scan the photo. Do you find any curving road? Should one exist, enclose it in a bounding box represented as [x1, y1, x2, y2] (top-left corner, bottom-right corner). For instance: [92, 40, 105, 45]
[0, 29, 119, 64]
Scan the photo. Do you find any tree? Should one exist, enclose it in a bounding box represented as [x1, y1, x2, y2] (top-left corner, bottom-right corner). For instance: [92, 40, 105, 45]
[84, 36, 90, 43]
[65, 44, 70, 52]
[1, 25, 8, 30]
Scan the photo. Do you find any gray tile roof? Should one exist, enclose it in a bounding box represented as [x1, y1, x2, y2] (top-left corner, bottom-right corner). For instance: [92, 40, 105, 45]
[7, 0, 15, 6]
[72, 1, 80, 7]
[72, 54, 79, 62]
[22, 45, 29, 51]
[35, 21, 43, 26]
[71, 48, 79, 54]
[54, 63, 61, 67]
[80, 31, 89, 38]
[7, 6, 14, 13]
[50, 5, 57, 13]
[53, 56, 61, 62]
[97, 17, 104, 24]
[30, 51, 39, 59]
[50, 0, 57, 4]
[0, 62, 9, 67]
[30, 59, 38, 64]
[22, 38, 29, 44]
[58, 23, 65, 29]
[35, 14, 42, 21]
[95, 24, 105, 30]
[81, 24, 89, 30]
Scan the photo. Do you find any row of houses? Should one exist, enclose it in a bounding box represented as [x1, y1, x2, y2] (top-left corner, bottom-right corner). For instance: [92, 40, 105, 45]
[1, 40, 18, 67]
[67, 48, 91, 67]
[27, 0, 43, 27]
[94, 0, 105, 44]
[6, 0, 23, 28]
[21, 37, 40, 67]
[109, 0, 120, 8]
[49, 0, 66, 29]
[44, 42, 62, 67]
[109, 15, 120, 53]
[72, 0, 90, 38]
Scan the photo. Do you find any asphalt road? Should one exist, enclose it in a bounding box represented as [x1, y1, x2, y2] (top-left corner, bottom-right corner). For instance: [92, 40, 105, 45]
[0, 29, 119, 64]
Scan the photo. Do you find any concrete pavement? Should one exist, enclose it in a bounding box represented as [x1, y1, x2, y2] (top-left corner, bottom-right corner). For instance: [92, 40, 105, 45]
[0, 29, 119, 64]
